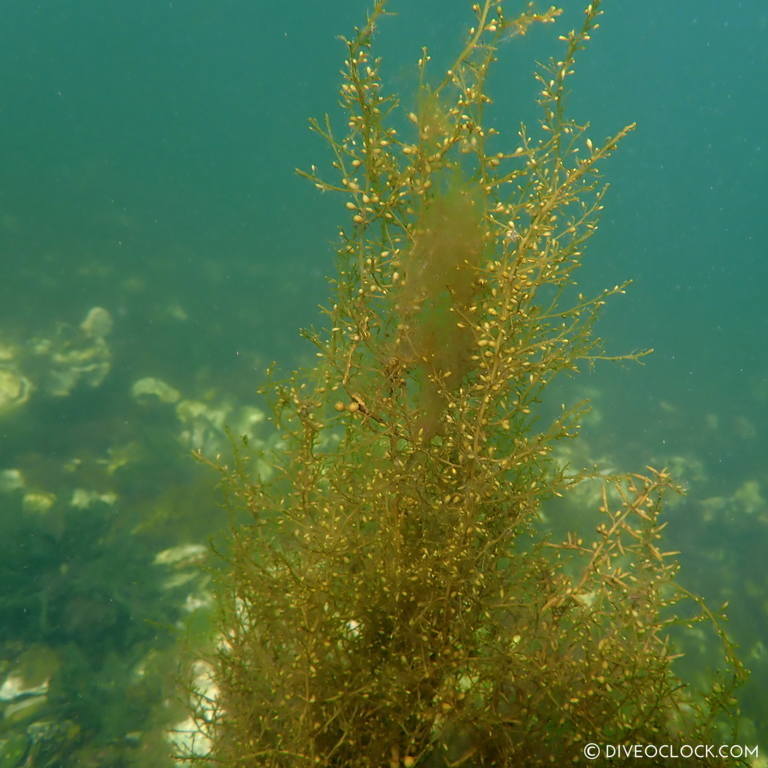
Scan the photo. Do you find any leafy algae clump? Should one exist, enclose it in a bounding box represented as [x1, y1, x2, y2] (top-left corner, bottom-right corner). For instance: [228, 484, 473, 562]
[190, 2, 746, 766]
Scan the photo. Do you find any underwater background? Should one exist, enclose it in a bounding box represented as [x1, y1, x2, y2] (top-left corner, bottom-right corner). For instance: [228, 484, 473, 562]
[0, 0, 765, 765]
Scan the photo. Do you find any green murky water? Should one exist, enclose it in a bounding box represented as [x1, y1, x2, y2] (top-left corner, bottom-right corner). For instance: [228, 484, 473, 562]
[0, 1, 765, 764]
